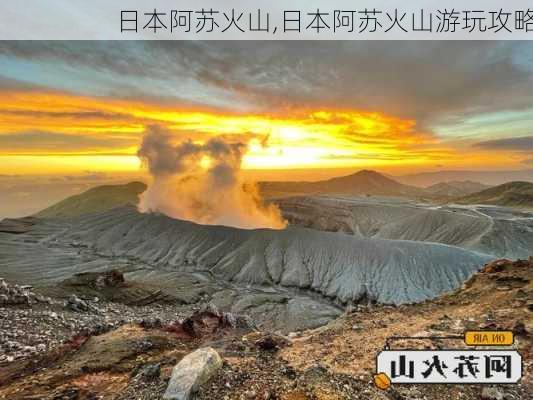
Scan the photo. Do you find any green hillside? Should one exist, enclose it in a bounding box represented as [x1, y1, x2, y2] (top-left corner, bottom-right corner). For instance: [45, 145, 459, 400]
[456, 181, 533, 208]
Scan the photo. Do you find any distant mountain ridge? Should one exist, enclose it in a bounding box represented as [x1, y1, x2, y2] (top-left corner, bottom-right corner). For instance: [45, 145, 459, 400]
[395, 169, 533, 187]
[455, 181, 533, 208]
[37, 171, 425, 219]
[259, 170, 422, 198]
[31, 172, 533, 221]
[425, 181, 491, 197]
[36, 181, 147, 218]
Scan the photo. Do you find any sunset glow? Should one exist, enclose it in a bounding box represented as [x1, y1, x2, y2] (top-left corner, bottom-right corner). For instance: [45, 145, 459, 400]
[0, 86, 514, 175]
[1, 41, 532, 179]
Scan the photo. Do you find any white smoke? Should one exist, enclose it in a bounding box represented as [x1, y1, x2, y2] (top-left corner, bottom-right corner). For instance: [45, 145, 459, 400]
[137, 125, 286, 229]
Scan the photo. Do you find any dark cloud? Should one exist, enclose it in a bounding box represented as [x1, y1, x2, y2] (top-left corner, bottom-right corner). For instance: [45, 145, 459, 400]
[474, 135, 533, 151]
[156, 42, 533, 125]
[0, 42, 218, 88]
[1, 41, 532, 126]
[0, 76, 44, 91]
[0, 42, 161, 78]
[0, 131, 137, 153]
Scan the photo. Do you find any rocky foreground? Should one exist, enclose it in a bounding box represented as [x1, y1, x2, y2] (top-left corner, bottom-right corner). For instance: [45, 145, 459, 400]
[0, 258, 531, 400]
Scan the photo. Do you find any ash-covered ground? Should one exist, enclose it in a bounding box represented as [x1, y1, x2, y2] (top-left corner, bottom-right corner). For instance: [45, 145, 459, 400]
[0, 259, 530, 400]
[0, 184, 531, 399]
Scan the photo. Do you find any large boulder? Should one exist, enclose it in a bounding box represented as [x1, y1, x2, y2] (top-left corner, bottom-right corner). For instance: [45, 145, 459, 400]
[163, 347, 223, 400]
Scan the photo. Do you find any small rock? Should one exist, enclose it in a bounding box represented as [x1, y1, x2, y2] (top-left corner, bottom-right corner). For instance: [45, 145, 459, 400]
[53, 387, 80, 400]
[280, 365, 297, 380]
[254, 333, 289, 351]
[65, 294, 98, 313]
[512, 321, 527, 336]
[481, 386, 504, 400]
[135, 363, 161, 380]
[482, 259, 511, 274]
[497, 285, 512, 291]
[140, 317, 162, 329]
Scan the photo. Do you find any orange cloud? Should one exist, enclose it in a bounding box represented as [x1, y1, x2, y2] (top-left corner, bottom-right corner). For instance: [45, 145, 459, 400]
[0, 87, 514, 175]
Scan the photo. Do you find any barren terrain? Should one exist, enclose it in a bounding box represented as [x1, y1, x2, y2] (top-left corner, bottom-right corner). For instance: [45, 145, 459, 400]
[0, 178, 531, 399]
[0, 258, 530, 400]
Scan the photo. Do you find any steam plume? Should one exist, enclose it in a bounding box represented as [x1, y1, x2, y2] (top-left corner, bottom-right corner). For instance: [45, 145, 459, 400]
[137, 125, 286, 229]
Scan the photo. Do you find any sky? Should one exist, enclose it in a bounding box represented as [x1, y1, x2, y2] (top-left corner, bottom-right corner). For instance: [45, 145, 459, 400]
[1, 41, 533, 216]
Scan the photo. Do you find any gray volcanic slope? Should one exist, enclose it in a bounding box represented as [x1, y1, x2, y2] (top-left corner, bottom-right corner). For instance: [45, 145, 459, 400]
[1, 206, 489, 308]
[278, 196, 533, 259]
